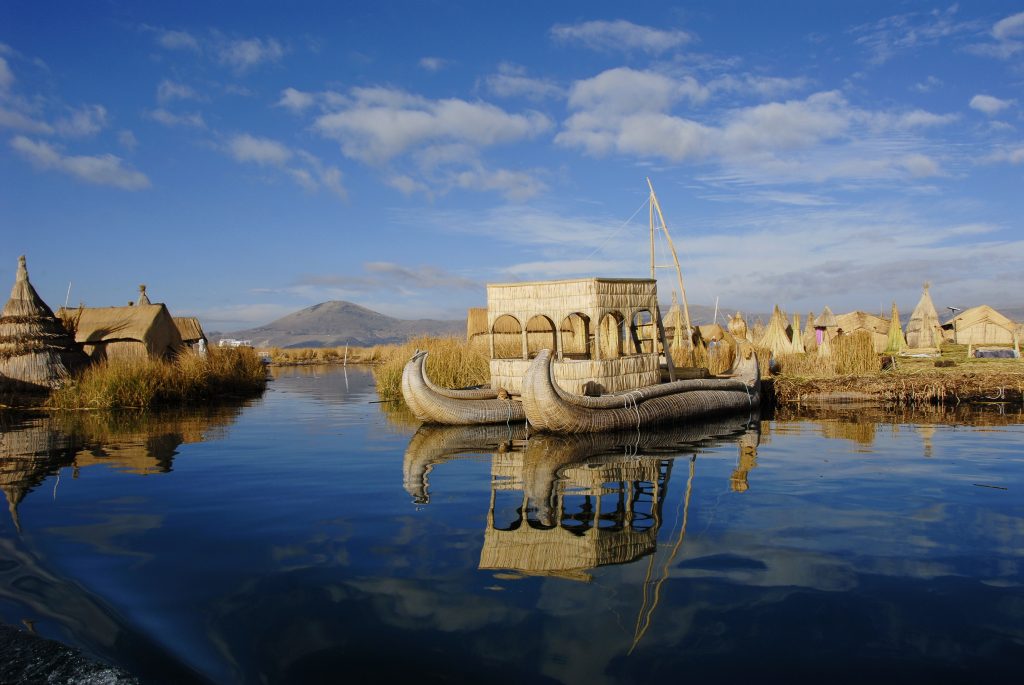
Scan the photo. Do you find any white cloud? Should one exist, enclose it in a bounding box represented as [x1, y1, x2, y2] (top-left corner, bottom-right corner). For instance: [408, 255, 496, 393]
[217, 37, 285, 72]
[228, 133, 293, 165]
[449, 164, 547, 201]
[11, 135, 150, 190]
[567, 67, 707, 115]
[157, 79, 200, 104]
[118, 130, 138, 150]
[0, 56, 13, 91]
[387, 174, 430, 196]
[418, 57, 449, 72]
[225, 134, 347, 199]
[912, 76, 943, 93]
[992, 11, 1024, 41]
[984, 146, 1024, 165]
[899, 153, 942, 177]
[313, 87, 551, 163]
[155, 29, 201, 52]
[54, 104, 107, 137]
[707, 73, 810, 100]
[851, 5, 973, 65]
[551, 19, 693, 54]
[890, 109, 958, 128]
[0, 107, 53, 134]
[276, 87, 316, 113]
[969, 94, 1013, 115]
[721, 91, 850, 153]
[483, 63, 563, 101]
[147, 108, 206, 128]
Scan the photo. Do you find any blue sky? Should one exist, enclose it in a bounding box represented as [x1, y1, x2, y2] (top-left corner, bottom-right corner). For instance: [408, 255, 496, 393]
[2, 1, 1022, 332]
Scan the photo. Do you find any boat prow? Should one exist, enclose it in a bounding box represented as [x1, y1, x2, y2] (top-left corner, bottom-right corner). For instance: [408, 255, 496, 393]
[522, 343, 760, 433]
[401, 350, 526, 425]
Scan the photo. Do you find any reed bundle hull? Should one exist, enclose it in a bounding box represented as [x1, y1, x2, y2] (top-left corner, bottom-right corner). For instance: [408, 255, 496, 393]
[522, 346, 760, 434]
[401, 351, 526, 425]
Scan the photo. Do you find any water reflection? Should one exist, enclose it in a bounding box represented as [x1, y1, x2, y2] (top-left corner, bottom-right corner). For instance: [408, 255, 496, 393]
[0, 406, 244, 532]
[404, 415, 760, 582]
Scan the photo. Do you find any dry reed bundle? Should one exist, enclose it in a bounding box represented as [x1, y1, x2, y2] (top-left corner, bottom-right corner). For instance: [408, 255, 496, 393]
[759, 305, 793, 357]
[727, 311, 748, 341]
[833, 330, 881, 375]
[906, 283, 942, 349]
[803, 311, 817, 352]
[791, 313, 805, 353]
[884, 302, 907, 354]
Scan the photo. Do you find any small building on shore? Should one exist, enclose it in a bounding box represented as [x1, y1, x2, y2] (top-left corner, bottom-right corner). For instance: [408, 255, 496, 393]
[942, 305, 1017, 346]
[59, 286, 183, 362]
[835, 311, 891, 353]
[173, 316, 208, 351]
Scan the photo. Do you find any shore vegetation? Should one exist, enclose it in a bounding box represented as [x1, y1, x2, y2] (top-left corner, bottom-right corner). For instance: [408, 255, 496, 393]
[48, 347, 267, 409]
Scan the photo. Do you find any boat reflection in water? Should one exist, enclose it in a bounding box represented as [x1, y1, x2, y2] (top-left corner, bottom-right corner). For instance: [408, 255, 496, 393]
[403, 414, 760, 582]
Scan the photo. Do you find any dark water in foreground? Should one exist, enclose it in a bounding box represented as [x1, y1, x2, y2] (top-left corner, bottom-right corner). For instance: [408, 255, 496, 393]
[1, 365, 1022, 684]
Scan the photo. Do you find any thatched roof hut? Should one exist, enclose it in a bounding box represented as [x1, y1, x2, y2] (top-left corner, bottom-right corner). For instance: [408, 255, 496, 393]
[814, 306, 838, 330]
[758, 305, 793, 357]
[885, 302, 906, 354]
[835, 311, 890, 353]
[906, 283, 942, 349]
[942, 305, 1017, 345]
[59, 295, 183, 362]
[173, 316, 207, 348]
[0, 256, 86, 390]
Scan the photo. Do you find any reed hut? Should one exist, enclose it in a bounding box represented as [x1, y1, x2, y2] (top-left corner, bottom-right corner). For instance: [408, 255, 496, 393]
[0, 256, 87, 390]
[758, 305, 793, 357]
[466, 307, 488, 342]
[884, 302, 906, 354]
[942, 305, 1017, 345]
[905, 283, 942, 350]
[814, 306, 838, 345]
[58, 286, 183, 362]
[802, 312, 817, 351]
[835, 311, 890, 353]
[173, 317, 207, 351]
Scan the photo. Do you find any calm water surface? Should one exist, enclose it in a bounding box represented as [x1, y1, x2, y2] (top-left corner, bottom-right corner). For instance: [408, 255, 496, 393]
[1, 365, 1022, 683]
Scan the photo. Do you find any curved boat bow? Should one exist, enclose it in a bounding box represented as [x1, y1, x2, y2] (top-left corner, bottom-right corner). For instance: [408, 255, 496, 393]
[401, 350, 526, 425]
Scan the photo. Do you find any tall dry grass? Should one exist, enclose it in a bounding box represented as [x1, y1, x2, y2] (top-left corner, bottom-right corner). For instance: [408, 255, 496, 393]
[48, 347, 267, 409]
[373, 335, 490, 400]
[776, 330, 880, 377]
[264, 345, 387, 365]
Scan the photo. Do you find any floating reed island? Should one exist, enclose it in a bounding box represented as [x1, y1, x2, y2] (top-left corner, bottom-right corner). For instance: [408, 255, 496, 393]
[0, 256, 266, 409]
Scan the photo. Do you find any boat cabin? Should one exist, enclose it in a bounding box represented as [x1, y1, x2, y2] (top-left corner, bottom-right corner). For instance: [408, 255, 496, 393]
[486, 277, 664, 395]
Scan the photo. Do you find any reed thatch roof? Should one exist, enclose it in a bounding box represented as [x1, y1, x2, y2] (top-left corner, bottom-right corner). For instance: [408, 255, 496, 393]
[942, 305, 1017, 345]
[173, 316, 206, 344]
[0, 256, 86, 390]
[906, 283, 942, 349]
[58, 302, 183, 361]
[835, 310, 890, 353]
[758, 305, 793, 356]
[814, 306, 838, 329]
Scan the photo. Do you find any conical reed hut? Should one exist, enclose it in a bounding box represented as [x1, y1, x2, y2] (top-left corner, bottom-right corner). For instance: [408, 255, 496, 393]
[802, 311, 817, 351]
[814, 306, 838, 346]
[884, 302, 906, 354]
[791, 313, 805, 353]
[758, 305, 793, 357]
[906, 283, 942, 349]
[0, 256, 87, 390]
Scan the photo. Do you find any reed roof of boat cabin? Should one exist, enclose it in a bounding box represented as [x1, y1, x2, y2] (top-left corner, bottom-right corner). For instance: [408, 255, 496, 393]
[2, 1, 1021, 335]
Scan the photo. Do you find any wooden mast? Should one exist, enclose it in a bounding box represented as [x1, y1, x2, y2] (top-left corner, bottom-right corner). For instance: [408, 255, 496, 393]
[647, 178, 694, 346]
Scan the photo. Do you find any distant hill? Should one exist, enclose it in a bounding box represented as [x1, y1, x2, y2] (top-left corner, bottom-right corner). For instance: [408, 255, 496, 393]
[222, 301, 464, 348]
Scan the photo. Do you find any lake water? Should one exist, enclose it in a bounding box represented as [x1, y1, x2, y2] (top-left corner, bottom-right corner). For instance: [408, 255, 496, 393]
[1, 365, 1022, 683]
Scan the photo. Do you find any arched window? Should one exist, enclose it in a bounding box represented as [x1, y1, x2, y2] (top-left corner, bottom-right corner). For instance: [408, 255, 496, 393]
[491, 314, 522, 359]
[597, 312, 624, 359]
[525, 315, 557, 359]
[630, 310, 655, 355]
[560, 312, 591, 360]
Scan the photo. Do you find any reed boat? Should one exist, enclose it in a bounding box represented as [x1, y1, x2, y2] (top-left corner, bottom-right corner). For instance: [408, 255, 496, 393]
[401, 350, 526, 425]
[521, 342, 760, 433]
